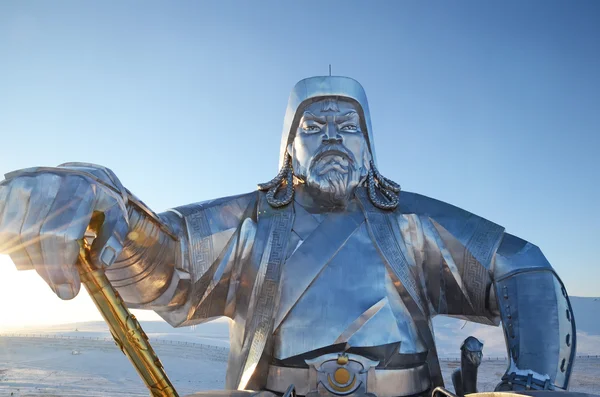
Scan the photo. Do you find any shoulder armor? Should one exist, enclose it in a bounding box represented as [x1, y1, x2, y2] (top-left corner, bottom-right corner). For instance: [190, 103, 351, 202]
[494, 233, 552, 279]
[400, 191, 505, 270]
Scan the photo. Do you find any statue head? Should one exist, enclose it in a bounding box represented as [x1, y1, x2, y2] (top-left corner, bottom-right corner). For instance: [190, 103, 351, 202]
[461, 336, 484, 367]
[259, 76, 399, 209]
[289, 97, 372, 206]
[278, 76, 378, 167]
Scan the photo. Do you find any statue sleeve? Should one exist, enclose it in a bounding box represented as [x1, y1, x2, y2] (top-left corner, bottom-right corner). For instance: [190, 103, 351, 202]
[491, 233, 575, 390]
[402, 191, 505, 323]
[406, 192, 575, 390]
[154, 192, 259, 327]
[107, 191, 258, 327]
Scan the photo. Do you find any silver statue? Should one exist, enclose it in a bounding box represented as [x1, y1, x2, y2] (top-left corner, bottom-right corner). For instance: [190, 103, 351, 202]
[0, 76, 576, 397]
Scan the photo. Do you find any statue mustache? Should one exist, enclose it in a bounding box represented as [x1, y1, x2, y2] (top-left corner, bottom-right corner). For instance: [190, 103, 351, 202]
[310, 143, 357, 170]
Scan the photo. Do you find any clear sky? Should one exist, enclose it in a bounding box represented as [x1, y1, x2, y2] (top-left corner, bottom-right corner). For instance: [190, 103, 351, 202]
[0, 1, 598, 327]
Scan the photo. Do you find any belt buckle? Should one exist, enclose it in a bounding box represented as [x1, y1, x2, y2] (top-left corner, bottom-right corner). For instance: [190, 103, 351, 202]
[305, 353, 379, 396]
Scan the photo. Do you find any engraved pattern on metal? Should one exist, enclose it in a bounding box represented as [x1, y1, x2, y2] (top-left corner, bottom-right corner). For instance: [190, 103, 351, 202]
[464, 218, 505, 272]
[356, 188, 444, 388]
[176, 204, 214, 283]
[236, 198, 294, 390]
[426, 216, 502, 320]
[462, 249, 489, 314]
[356, 188, 424, 314]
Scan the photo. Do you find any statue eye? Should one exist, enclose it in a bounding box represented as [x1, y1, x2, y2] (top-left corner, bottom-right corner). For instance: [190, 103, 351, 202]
[303, 125, 321, 133]
[340, 124, 358, 132]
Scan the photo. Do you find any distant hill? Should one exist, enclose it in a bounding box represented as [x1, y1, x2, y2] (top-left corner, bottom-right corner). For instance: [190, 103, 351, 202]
[570, 296, 600, 335]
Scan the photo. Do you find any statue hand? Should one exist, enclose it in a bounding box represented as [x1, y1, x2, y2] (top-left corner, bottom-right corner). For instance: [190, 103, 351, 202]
[0, 165, 129, 300]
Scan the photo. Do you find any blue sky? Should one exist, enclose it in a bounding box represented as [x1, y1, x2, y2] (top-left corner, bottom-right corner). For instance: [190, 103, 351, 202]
[0, 1, 598, 301]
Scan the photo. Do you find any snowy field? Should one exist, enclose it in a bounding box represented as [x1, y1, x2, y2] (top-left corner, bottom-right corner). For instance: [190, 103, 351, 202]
[1, 318, 599, 396]
[0, 320, 230, 396]
[1, 296, 599, 397]
[0, 335, 227, 396]
[1, 334, 598, 396]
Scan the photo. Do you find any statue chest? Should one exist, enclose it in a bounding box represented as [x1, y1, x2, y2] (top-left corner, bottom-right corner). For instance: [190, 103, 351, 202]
[271, 204, 427, 362]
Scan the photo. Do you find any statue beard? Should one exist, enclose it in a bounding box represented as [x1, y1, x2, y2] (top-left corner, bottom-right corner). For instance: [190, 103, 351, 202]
[294, 144, 367, 207]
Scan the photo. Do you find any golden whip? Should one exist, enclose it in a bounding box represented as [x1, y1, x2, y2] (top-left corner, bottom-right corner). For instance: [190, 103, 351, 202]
[77, 213, 179, 397]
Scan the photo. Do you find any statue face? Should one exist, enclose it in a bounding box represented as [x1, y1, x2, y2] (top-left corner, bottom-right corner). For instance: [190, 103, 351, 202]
[289, 98, 371, 205]
[466, 350, 483, 366]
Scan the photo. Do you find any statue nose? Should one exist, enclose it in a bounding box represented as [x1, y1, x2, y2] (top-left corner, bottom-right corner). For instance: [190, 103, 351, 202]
[323, 121, 342, 144]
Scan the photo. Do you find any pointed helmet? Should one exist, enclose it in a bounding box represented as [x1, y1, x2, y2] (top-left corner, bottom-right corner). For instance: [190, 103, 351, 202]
[279, 76, 378, 167]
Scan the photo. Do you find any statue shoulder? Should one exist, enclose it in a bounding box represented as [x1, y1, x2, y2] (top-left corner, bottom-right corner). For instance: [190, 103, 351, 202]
[399, 192, 553, 276]
[167, 191, 258, 232]
[399, 191, 505, 267]
[399, 191, 502, 227]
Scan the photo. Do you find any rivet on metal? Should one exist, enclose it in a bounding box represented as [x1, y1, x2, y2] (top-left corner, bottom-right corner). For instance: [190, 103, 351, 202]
[505, 305, 512, 319]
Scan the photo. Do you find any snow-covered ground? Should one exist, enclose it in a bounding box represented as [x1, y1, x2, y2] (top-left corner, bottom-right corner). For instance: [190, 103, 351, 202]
[1, 297, 599, 397]
[0, 320, 230, 396]
[2, 332, 598, 396]
[0, 335, 226, 396]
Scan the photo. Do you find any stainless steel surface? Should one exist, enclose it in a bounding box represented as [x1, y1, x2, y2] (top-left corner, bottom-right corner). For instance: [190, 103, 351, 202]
[452, 337, 484, 396]
[0, 76, 576, 395]
[367, 364, 430, 397]
[266, 353, 429, 397]
[0, 163, 132, 299]
[266, 80, 400, 210]
[279, 76, 378, 166]
[273, 200, 426, 360]
[493, 273, 575, 389]
[105, 208, 185, 308]
[183, 392, 278, 397]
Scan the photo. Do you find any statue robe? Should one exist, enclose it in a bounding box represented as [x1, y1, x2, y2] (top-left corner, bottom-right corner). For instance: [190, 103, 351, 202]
[152, 186, 571, 391]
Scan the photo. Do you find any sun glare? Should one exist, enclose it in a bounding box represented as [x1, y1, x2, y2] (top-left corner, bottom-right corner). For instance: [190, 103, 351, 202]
[0, 254, 161, 330]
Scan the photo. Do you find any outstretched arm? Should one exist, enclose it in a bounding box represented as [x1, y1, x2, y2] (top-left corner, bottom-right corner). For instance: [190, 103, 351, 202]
[490, 233, 575, 391]
[0, 161, 258, 326]
[148, 194, 258, 327]
[427, 227, 576, 390]
[405, 192, 575, 390]
[105, 189, 259, 327]
[63, 164, 262, 331]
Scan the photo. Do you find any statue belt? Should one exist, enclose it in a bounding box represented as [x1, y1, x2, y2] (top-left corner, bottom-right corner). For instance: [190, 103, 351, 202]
[266, 353, 430, 397]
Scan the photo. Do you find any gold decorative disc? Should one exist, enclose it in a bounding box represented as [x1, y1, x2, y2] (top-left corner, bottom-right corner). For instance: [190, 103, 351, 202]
[334, 368, 351, 384]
